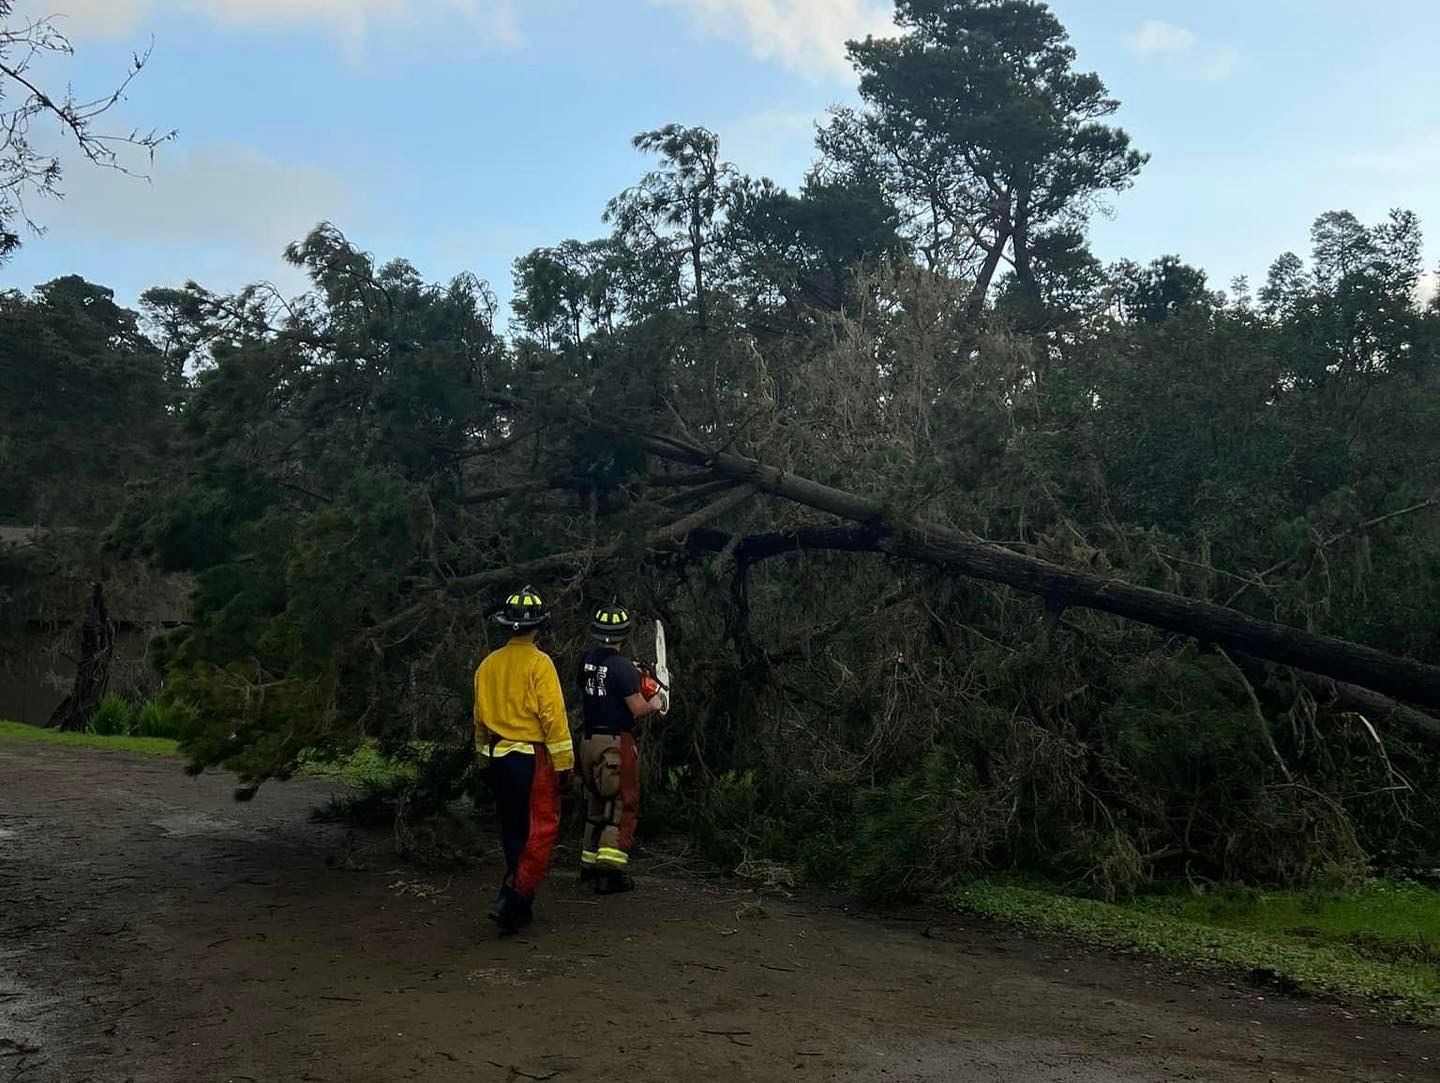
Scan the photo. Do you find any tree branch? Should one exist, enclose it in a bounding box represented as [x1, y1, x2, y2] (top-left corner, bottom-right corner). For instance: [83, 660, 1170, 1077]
[1226, 494, 1440, 607]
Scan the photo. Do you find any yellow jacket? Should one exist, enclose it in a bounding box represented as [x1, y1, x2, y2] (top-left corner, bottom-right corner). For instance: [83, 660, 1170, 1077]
[473, 638, 574, 771]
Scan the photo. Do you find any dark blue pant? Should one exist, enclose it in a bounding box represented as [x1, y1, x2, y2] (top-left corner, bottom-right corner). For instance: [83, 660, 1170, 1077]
[487, 749, 560, 906]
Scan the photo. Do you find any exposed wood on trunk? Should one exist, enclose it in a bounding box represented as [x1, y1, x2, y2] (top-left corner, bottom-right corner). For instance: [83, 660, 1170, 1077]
[47, 583, 115, 733]
[641, 436, 1440, 716]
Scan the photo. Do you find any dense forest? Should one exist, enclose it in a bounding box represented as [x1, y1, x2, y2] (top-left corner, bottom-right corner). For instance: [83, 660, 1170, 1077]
[4, 0, 1439, 901]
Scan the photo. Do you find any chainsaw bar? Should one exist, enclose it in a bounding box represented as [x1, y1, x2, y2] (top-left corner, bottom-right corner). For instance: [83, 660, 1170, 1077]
[655, 619, 672, 715]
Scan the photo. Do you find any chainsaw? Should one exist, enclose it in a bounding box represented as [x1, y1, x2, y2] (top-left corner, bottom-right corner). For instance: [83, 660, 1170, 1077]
[637, 619, 672, 715]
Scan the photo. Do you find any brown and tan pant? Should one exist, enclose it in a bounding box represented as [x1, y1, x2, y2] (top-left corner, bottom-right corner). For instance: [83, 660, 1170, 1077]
[579, 732, 639, 872]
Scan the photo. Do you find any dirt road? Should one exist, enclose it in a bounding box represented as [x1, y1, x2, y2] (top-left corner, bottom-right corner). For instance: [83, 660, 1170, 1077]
[3, 742, 1438, 1082]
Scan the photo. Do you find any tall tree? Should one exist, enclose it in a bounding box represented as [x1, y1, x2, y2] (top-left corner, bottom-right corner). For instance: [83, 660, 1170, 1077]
[727, 173, 906, 313]
[821, 0, 1146, 323]
[512, 238, 621, 349]
[0, 276, 171, 528]
[1111, 256, 1217, 324]
[1261, 210, 1432, 458]
[604, 125, 737, 331]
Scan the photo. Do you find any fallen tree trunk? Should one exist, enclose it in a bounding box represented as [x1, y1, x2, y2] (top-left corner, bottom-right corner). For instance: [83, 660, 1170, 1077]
[1229, 652, 1440, 747]
[681, 526, 1440, 746]
[644, 436, 1440, 716]
[1300, 675, 1440, 746]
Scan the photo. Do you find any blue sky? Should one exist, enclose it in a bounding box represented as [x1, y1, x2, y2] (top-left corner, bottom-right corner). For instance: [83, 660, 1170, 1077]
[3, 0, 1437, 312]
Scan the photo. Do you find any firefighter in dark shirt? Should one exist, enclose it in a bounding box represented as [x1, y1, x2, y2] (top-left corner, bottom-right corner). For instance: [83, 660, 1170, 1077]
[577, 604, 664, 894]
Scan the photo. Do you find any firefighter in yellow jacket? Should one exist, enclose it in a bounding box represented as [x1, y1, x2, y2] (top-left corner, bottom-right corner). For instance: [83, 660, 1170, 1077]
[473, 586, 574, 934]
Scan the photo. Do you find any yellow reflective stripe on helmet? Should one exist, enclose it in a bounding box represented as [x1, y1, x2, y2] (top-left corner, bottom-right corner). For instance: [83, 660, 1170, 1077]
[597, 847, 629, 866]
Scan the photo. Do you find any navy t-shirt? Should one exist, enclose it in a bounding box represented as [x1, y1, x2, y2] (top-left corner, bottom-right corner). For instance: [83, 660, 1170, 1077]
[578, 646, 642, 735]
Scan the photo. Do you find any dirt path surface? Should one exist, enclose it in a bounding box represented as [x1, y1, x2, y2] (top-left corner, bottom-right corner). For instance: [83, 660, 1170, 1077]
[3, 743, 1439, 1083]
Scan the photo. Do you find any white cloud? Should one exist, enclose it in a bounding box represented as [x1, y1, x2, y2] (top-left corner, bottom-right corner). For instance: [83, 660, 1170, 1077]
[44, 143, 349, 259]
[1419, 271, 1438, 308]
[1191, 46, 1241, 82]
[1129, 21, 1195, 57]
[1128, 20, 1239, 82]
[649, 0, 895, 82]
[26, 0, 521, 46]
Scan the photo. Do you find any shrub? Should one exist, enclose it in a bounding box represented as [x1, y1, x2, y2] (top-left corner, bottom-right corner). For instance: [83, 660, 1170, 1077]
[848, 752, 998, 903]
[132, 699, 195, 740]
[86, 694, 133, 736]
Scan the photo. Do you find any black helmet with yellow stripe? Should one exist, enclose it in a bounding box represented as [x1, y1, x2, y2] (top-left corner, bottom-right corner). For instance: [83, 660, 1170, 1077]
[495, 585, 549, 631]
[590, 603, 632, 641]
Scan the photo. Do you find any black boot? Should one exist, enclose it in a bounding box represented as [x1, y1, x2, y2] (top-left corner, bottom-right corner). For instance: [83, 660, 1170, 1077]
[498, 896, 534, 935]
[489, 885, 533, 935]
[595, 870, 635, 895]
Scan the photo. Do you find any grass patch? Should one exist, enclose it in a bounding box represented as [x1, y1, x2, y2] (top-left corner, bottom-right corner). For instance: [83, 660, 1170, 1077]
[297, 742, 418, 789]
[0, 719, 180, 757]
[0, 721, 413, 789]
[948, 879, 1440, 1023]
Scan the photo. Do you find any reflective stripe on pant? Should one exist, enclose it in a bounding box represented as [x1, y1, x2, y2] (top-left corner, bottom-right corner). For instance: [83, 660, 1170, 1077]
[580, 732, 638, 870]
[488, 744, 561, 900]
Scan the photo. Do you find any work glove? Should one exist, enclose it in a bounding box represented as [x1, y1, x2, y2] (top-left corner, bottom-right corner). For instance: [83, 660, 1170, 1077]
[556, 769, 574, 792]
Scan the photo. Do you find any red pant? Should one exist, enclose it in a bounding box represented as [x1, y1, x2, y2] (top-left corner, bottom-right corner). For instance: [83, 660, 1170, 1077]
[489, 747, 561, 899]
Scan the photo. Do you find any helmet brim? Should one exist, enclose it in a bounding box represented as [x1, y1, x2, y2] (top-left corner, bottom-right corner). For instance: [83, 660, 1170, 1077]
[495, 612, 550, 630]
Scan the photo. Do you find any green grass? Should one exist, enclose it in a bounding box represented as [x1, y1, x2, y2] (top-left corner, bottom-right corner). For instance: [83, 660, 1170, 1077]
[0, 721, 412, 788]
[131, 699, 192, 740]
[948, 879, 1440, 1023]
[1131, 881, 1440, 959]
[297, 742, 419, 789]
[0, 719, 180, 757]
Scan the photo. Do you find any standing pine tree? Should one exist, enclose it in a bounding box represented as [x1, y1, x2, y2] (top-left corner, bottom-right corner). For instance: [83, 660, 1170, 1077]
[820, 0, 1147, 323]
